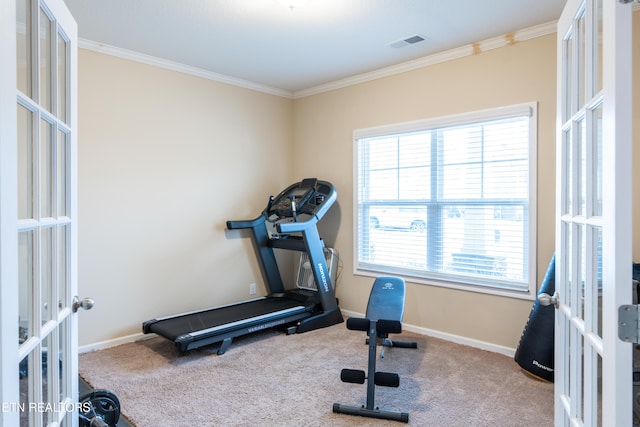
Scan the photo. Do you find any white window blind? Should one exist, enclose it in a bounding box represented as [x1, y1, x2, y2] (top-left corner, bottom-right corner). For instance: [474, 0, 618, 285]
[354, 103, 537, 297]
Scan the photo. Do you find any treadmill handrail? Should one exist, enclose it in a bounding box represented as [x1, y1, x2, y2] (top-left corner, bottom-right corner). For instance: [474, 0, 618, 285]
[310, 183, 337, 222]
[276, 215, 318, 234]
[226, 214, 266, 230]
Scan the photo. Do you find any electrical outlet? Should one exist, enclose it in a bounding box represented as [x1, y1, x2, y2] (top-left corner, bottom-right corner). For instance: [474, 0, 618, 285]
[249, 283, 257, 295]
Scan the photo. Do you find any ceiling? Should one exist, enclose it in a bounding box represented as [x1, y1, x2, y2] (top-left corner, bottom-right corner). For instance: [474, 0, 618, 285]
[62, 0, 564, 96]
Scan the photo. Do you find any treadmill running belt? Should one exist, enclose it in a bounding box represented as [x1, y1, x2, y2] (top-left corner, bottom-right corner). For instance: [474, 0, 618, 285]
[146, 297, 310, 341]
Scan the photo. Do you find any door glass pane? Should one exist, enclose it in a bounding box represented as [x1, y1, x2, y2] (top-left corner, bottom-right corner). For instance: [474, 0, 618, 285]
[574, 331, 584, 420]
[583, 347, 599, 425]
[570, 328, 579, 407]
[18, 104, 34, 220]
[19, 352, 33, 426]
[57, 129, 68, 217]
[564, 221, 573, 304]
[580, 334, 585, 422]
[592, 105, 603, 217]
[39, 7, 52, 112]
[18, 231, 34, 344]
[16, 0, 31, 96]
[577, 11, 586, 109]
[41, 118, 53, 218]
[562, 312, 571, 396]
[577, 118, 586, 216]
[597, 352, 602, 426]
[594, 0, 603, 94]
[564, 129, 572, 215]
[564, 33, 573, 120]
[57, 31, 67, 123]
[42, 334, 52, 426]
[595, 227, 603, 338]
[57, 225, 68, 313]
[58, 316, 69, 403]
[578, 224, 585, 321]
[41, 227, 53, 323]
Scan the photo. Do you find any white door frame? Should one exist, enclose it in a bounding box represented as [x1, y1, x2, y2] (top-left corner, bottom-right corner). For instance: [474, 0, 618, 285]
[600, 0, 633, 423]
[0, 1, 21, 425]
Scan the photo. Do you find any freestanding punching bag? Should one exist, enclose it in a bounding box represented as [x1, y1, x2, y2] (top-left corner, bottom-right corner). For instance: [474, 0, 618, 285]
[514, 254, 555, 382]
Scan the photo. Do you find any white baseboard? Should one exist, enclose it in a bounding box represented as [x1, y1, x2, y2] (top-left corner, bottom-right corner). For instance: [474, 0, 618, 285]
[80, 312, 517, 358]
[79, 332, 154, 354]
[339, 309, 516, 358]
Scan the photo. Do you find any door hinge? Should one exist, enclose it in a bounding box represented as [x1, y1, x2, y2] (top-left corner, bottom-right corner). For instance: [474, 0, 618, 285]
[619, 305, 640, 343]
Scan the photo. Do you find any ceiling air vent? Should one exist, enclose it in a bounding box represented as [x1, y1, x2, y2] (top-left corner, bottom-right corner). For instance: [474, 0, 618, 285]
[388, 34, 426, 49]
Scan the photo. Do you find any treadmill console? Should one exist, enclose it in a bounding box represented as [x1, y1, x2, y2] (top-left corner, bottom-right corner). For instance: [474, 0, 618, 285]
[267, 178, 335, 220]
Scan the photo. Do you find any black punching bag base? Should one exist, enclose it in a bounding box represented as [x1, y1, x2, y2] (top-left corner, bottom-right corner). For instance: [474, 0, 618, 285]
[514, 254, 555, 383]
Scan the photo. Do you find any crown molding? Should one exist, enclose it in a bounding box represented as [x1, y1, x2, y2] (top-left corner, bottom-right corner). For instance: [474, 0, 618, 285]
[80, 20, 557, 101]
[292, 20, 557, 99]
[78, 39, 294, 99]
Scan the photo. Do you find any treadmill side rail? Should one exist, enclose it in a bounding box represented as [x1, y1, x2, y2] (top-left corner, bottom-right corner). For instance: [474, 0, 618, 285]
[173, 306, 314, 352]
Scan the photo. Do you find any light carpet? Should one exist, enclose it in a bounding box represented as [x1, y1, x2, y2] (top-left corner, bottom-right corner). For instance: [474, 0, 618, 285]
[79, 324, 553, 426]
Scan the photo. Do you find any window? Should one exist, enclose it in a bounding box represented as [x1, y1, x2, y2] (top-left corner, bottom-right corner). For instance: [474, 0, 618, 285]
[354, 103, 537, 298]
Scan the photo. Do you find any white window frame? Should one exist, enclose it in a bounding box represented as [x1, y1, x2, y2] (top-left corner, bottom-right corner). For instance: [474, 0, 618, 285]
[353, 102, 538, 299]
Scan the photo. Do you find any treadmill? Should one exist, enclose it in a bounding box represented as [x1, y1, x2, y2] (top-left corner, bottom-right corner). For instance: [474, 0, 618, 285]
[142, 178, 343, 354]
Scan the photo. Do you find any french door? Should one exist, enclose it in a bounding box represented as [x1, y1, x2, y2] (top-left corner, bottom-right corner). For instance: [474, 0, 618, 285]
[555, 0, 633, 425]
[3, 0, 79, 425]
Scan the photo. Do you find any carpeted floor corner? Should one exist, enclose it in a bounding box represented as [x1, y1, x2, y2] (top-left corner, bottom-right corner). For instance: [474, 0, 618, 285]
[79, 324, 553, 426]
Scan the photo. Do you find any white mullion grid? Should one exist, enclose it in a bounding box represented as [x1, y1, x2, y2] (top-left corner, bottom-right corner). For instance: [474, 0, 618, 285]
[582, 57, 602, 427]
[14, 1, 74, 426]
[564, 9, 589, 417]
[581, 100, 596, 427]
[557, 113, 571, 425]
[566, 60, 587, 422]
[48, 16, 62, 410]
[29, 2, 53, 424]
[57, 3, 76, 423]
[28, 12, 42, 411]
[557, 3, 583, 425]
[557, 218, 570, 427]
[582, 1, 602, 423]
[31, 107, 44, 427]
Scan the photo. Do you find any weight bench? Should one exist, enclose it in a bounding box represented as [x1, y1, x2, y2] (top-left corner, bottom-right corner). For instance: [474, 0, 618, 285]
[333, 276, 417, 423]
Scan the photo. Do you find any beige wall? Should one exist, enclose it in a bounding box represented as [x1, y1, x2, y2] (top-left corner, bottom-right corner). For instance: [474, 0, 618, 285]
[293, 34, 558, 350]
[294, 14, 640, 350]
[78, 14, 639, 351]
[78, 50, 294, 345]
